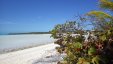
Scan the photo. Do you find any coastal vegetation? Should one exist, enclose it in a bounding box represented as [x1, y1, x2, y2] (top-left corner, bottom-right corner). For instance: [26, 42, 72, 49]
[51, 0, 113, 64]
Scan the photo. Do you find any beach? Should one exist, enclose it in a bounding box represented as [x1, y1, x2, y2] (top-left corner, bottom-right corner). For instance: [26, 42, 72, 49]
[0, 43, 63, 64]
[0, 34, 56, 54]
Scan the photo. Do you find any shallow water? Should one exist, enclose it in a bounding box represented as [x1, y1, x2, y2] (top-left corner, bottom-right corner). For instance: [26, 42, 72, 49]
[0, 34, 55, 50]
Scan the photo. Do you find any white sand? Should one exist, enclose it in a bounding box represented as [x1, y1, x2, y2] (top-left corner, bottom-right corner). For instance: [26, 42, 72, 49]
[0, 43, 59, 64]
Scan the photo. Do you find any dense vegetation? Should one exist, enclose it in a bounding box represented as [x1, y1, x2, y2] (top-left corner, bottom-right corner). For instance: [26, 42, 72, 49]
[51, 0, 113, 64]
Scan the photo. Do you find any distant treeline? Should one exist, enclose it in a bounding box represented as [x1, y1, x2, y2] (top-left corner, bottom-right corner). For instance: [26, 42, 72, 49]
[8, 32, 50, 35]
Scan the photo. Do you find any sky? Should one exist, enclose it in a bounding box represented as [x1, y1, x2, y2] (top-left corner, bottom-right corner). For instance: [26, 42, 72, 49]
[0, 0, 99, 34]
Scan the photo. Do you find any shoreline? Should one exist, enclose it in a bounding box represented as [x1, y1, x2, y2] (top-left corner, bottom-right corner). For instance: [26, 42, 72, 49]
[0, 34, 56, 54]
[0, 43, 60, 64]
[0, 42, 54, 54]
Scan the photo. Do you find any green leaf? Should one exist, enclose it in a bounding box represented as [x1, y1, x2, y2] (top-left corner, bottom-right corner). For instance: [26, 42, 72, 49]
[67, 51, 76, 60]
[88, 47, 96, 55]
[77, 58, 90, 64]
[87, 11, 112, 19]
[92, 56, 100, 64]
[74, 42, 82, 48]
[101, 35, 106, 41]
[100, 0, 113, 11]
[107, 30, 111, 35]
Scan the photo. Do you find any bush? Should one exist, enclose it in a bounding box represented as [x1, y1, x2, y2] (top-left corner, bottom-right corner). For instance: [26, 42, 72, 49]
[51, 0, 113, 63]
[51, 21, 113, 64]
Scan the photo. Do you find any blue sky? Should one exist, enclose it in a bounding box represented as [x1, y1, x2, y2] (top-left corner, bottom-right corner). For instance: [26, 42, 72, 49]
[0, 0, 98, 34]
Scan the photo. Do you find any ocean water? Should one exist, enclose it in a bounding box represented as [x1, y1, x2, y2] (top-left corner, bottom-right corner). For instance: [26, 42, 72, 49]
[0, 34, 55, 51]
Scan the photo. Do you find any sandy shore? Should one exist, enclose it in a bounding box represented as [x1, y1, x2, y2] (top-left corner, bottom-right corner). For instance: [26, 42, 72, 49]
[0, 43, 62, 64]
